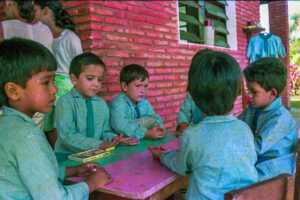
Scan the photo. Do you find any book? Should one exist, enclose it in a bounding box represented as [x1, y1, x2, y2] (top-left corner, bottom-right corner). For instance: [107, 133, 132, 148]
[68, 149, 110, 163]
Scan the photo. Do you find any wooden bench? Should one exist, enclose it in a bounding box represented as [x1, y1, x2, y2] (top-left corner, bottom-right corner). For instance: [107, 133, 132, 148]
[224, 173, 294, 200]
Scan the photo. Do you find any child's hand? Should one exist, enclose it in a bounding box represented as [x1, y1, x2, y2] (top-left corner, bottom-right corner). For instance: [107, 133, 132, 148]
[99, 141, 118, 150]
[84, 167, 113, 193]
[148, 147, 166, 160]
[75, 162, 101, 177]
[175, 123, 189, 138]
[115, 133, 140, 146]
[144, 125, 166, 140]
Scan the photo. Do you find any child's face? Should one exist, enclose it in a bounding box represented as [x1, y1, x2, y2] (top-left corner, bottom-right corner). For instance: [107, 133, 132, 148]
[246, 81, 276, 109]
[17, 71, 57, 117]
[122, 78, 149, 105]
[33, 5, 48, 25]
[70, 64, 105, 99]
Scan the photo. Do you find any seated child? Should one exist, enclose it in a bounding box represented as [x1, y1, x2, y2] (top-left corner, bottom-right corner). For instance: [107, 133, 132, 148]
[109, 64, 166, 139]
[0, 38, 112, 199]
[149, 51, 258, 199]
[239, 57, 298, 181]
[176, 49, 213, 137]
[55, 53, 139, 154]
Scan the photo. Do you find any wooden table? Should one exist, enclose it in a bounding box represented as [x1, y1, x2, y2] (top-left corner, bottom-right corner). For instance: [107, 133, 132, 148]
[59, 132, 189, 200]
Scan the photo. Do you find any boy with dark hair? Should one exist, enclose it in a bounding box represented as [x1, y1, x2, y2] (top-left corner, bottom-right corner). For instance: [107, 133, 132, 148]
[110, 64, 166, 139]
[149, 51, 258, 199]
[239, 57, 297, 181]
[55, 53, 139, 153]
[0, 38, 112, 199]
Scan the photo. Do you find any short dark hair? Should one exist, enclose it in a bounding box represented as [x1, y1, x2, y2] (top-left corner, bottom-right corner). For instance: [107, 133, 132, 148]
[69, 52, 106, 78]
[14, 0, 35, 22]
[0, 37, 57, 106]
[244, 57, 287, 96]
[120, 64, 149, 85]
[188, 51, 242, 116]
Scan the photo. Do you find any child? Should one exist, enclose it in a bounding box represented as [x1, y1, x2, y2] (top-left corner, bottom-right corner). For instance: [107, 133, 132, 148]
[0, 38, 112, 199]
[176, 49, 213, 137]
[55, 53, 139, 154]
[239, 57, 298, 181]
[34, 1, 83, 143]
[0, 0, 53, 130]
[109, 64, 166, 139]
[149, 51, 258, 199]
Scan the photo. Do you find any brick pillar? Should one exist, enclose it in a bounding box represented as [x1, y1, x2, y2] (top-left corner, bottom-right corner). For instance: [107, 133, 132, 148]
[269, 0, 290, 108]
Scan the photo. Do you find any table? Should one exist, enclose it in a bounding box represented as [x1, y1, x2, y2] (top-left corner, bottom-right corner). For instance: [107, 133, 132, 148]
[59, 132, 189, 200]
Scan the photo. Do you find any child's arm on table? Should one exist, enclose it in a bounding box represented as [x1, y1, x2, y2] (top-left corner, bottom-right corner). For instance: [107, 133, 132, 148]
[144, 125, 166, 140]
[175, 122, 189, 137]
[110, 99, 148, 139]
[65, 163, 113, 193]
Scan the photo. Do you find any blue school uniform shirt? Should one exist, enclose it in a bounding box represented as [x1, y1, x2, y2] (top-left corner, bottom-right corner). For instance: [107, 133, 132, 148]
[55, 88, 117, 154]
[161, 114, 258, 200]
[0, 106, 89, 200]
[177, 93, 202, 126]
[238, 97, 297, 181]
[109, 91, 165, 139]
[246, 33, 286, 63]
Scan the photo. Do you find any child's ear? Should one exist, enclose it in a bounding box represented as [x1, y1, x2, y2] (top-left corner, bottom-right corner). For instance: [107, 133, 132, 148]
[121, 82, 128, 91]
[269, 88, 277, 100]
[4, 82, 22, 101]
[69, 74, 78, 86]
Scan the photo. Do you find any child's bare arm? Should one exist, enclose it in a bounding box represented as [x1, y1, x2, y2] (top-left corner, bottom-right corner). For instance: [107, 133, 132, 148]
[144, 125, 166, 140]
[148, 147, 166, 160]
[113, 133, 140, 146]
[84, 167, 113, 193]
[175, 122, 189, 137]
[65, 163, 101, 178]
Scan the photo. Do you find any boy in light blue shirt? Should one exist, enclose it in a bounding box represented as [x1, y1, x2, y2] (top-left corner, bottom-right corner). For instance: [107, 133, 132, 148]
[110, 64, 166, 139]
[239, 57, 297, 181]
[149, 51, 258, 200]
[55, 53, 139, 154]
[0, 38, 112, 200]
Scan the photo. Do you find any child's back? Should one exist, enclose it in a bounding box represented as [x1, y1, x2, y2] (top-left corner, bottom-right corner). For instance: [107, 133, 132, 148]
[149, 51, 258, 199]
[167, 114, 257, 199]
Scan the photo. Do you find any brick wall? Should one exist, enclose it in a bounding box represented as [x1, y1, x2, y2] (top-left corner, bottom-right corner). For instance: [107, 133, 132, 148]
[269, 1, 290, 108]
[0, 1, 290, 130]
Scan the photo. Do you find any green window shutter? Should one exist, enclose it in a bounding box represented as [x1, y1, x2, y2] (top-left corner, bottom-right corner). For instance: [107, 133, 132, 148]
[180, 30, 202, 43]
[179, 12, 202, 26]
[215, 35, 229, 48]
[205, 2, 228, 20]
[214, 20, 228, 35]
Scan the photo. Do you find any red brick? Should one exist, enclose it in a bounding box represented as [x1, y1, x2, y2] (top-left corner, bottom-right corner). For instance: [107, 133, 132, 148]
[106, 35, 128, 42]
[164, 75, 179, 81]
[164, 61, 178, 67]
[153, 40, 169, 46]
[64, 1, 88, 8]
[165, 34, 178, 40]
[150, 47, 165, 53]
[156, 82, 172, 88]
[134, 8, 153, 16]
[147, 32, 164, 39]
[172, 68, 186, 73]
[108, 85, 121, 92]
[144, 2, 164, 11]
[147, 90, 164, 97]
[129, 21, 153, 30]
[164, 122, 174, 129]
[150, 75, 164, 81]
[172, 55, 186, 60]
[104, 1, 127, 10]
[125, 28, 145, 36]
[156, 54, 171, 59]
[134, 38, 153, 45]
[146, 18, 165, 25]
[105, 17, 128, 26]
[173, 93, 186, 100]
[155, 69, 172, 74]
[106, 51, 130, 58]
[104, 60, 119, 67]
[166, 101, 182, 108]
[146, 61, 163, 67]
[102, 76, 119, 84]
[128, 44, 148, 51]
[152, 11, 170, 20]
[166, 114, 177, 121]
[163, 8, 177, 16]
[173, 81, 187, 87]
[125, 13, 145, 22]
[154, 26, 170, 33]
[153, 103, 165, 110]
[135, 53, 155, 59]
[157, 109, 173, 116]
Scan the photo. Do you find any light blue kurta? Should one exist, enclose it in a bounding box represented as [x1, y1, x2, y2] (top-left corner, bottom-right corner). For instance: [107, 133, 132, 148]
[55, 88, 117, 154]
[0, 106, 89, 200]
[161, 114, 258, 200]
[238, 97, 297, 181]
[177, 93, 202, 125]
[246, 33, 286, 63]
[109, 92, 165, 139]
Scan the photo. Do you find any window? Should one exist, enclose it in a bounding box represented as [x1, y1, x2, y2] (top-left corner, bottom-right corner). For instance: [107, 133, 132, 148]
[178, 0, 229, 48]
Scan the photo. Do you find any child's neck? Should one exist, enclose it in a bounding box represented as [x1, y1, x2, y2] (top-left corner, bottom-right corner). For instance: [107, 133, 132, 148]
[49, 24, 64, 38]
